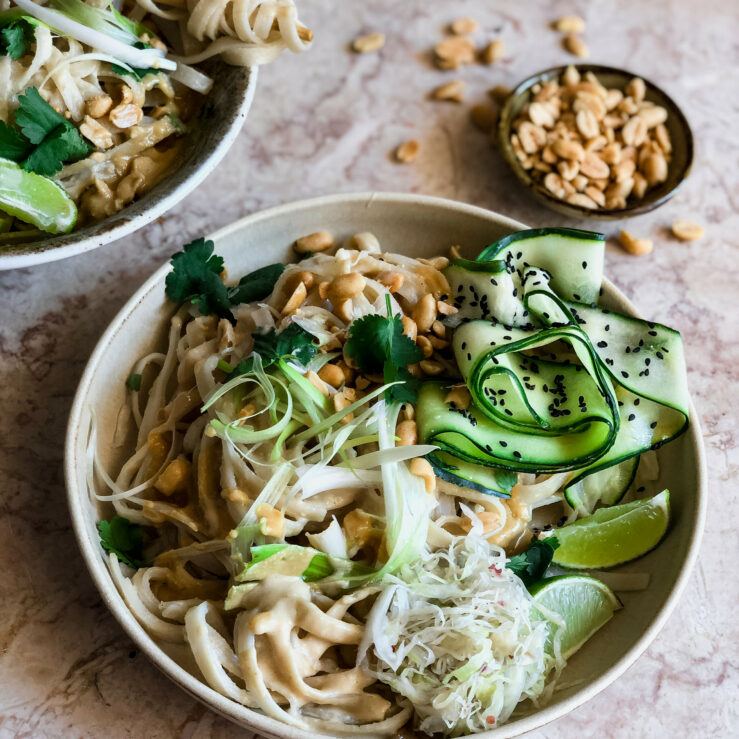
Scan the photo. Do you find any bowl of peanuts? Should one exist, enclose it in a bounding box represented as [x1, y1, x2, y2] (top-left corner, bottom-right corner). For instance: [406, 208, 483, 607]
[498, 64, 693, 219]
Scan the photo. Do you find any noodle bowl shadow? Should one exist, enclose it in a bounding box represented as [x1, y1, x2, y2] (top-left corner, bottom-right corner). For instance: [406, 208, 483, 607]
[0, 62, 256, 271]
[65, 193, 706, 738]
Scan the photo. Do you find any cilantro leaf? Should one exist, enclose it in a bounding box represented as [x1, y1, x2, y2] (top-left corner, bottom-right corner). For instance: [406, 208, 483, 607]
[254, 323, 318, 367]
[97, 516, 147, 569]
[495, 468, 519, 493]
[111, 62, 159, 81]
[507, 537, 559, 587]
[165, 237, 232, 319]
[1, 20, 34, 60]
[345, 306, 425, 403]
[125, 373, 142, 391]
[0, 120, 31, 161]
[21, 124, 90, 176]
[227, 263, 285, 305]
[14, 86, 68, 145]
[227, 324, 319, 379]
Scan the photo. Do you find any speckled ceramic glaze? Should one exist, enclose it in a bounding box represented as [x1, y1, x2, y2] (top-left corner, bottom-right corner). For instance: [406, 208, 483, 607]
[0, 63, 257, 271]
[498, 65, 694, 220]
[65, 194, 706, 739]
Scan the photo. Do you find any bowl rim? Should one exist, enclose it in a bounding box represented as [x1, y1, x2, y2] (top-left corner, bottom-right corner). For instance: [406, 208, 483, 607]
[498, 63, 695, 220]
[0, 66, 258, 272]
[64, 191, 707, 739]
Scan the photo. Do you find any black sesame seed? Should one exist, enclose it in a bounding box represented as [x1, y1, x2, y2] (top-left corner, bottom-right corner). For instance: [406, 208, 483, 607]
[597, 341, 608, 348]
[621, 371, 629, 378]
[513, 450, 522, 458]
[582, 261, 588, 269]
[650, 421, 657, 429]
[499, 440, 508, 447]
[628, 413, 636, 421]
[573, 293, 581, 301]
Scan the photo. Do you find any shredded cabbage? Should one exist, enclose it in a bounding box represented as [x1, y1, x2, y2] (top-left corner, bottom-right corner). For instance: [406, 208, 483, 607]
[363, 535, 562, 735]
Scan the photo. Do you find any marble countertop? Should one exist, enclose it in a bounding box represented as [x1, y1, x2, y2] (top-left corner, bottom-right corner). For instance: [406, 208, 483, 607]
[1, 1, 737, 736]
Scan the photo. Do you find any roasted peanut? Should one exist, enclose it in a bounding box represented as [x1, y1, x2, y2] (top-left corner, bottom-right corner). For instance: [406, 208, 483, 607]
[396, 420, 418, 446]
[619, 230, 653, 255]
[412, 294, 437, 333]
[410, 457, 436, 493]
[318, 363, 344, 388]
[416, 334, 434, 358]
[281, 281, 307, 315]
[329, 272, 366, 300]
[294, 231, 334, 254]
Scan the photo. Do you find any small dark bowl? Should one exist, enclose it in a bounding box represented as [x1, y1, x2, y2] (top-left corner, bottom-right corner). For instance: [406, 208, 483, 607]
[498, 64, 694, 220]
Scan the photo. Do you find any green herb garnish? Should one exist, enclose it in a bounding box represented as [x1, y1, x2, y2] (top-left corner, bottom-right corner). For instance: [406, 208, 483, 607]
[344, 296, 425, 404]
[0, 19, 34, 60]
[165, 238, 285, 321]
[507, 537, 560, 587]
[0, 87, 89, 176]
[228, 324, 319, 378]
[97, 516, 147, 569]
[227, 263, 285, 305]
[125, 373, 142, 391]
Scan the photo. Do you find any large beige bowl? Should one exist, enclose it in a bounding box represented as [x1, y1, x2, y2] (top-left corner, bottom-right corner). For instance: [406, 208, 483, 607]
[65, 193, 706, 738]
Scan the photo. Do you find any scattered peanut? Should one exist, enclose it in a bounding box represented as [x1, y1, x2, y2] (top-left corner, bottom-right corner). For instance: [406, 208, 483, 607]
[416, 334, 434, 358]
[395, 139, 420, 163]
[305, 370, 329, 396]
[396, 420, 418, 446]
[434, 36, 476, 69]
[420, 359, 444, 376]
[451, 17, 478, 35]
[352, 32, 385, 53]
[432, 80, 465, 103]
[85, 94, 113, 119]
[488, 84, 512, 102]
[80, 115, 114, 149]
[294, 231, 334, 254]
[318, 363, 345, 388]
[401, 315, 418, 341]
[444, 385, 471, 409]
[329, 272, 366, 301]
[347, 231, 381, 252]
[410, 457, 436, 493]
[470, 103, 496, 133]
[619, 230, 654, 255]
[553, 15, 586, 33]
[281, 281, 307, 315]
[671, 220, 704, 241]
[481, 39, 505, 65]
[255, 504, 285, 538]
[333, 388, 357, 423]
[109, 103, 143, 129]
[563, 34, 589, 58]
[412, 293, 437, 333]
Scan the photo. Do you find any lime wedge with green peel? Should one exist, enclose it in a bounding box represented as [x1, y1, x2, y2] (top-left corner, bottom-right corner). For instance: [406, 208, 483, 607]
[532, 575, 621, 659]
[553, 490, 670, 569]
[0, 158, 76, 234]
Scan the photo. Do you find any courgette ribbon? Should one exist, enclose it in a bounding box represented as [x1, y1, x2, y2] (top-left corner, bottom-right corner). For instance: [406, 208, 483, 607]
[417, 229, 690, 499]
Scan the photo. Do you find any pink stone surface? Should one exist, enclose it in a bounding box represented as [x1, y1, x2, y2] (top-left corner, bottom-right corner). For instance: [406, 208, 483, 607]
[0, 1, 737, 737]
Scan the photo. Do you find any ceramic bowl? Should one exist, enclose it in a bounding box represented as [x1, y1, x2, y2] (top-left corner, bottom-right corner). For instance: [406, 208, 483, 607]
[0, 63, 257, 271]
[65, 193, 706, 738]
[498, 65, 694, 220]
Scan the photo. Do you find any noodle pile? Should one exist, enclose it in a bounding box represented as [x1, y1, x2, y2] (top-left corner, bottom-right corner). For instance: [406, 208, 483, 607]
[89, 233, 582, 734]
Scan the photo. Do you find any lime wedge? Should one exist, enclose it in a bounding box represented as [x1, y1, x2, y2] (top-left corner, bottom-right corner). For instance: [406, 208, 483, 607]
[532, 575, 621, 659]
[0, 158, 76, 234]
[553, 490, 670, 569]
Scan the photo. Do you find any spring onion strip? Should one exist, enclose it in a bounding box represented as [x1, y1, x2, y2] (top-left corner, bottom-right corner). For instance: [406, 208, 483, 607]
[294, 383, 400, 442]
[13, 0, 177, 70]
[340, 445, 438, 470]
